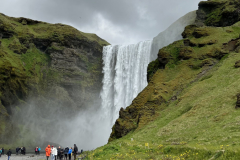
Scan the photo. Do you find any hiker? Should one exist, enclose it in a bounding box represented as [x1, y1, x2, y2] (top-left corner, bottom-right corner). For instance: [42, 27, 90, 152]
[7, 149, 12, 160]
[16, 147, 19, 155]
[57, 146, 61, 159]
[23, 147, 26, 155]
[38, 147, 41, 155]
[68, 147, 72, 160]
[0, 148, 2, 157]
[53, 147, 57, 160]
[64, 147, 69, 160]
[35, 147, 38, 155]
[51, 146, 55, 160]
[60, 147, 64, 160]
[45, 145, 51, 160]
[2, 147, 4, 155]
[20, 147, 24, 155]
[73, 144, 78, 160]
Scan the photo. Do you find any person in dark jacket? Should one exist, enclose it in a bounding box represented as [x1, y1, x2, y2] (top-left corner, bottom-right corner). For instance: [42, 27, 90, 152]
[7, 149, 12, 160]
[23, 147, 26, 155]
[2, 148, 4, 155]
[64, 147, 69, 160]
[60, 147, 64, 160]
[16, 147, 19, 155]
[57, 146, 61, 159]
[73, 144, 78, 160]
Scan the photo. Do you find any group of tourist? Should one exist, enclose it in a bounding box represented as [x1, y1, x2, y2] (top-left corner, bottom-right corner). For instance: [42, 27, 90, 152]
[45, 144, 78, 160]
[16, 146, 26, 155]
[34, 147, 41, 155]
[0, 144, 79, 160]
[0, 148, 12, 160]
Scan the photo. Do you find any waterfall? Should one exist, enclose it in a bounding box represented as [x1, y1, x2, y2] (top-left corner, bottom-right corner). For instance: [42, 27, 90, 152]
[99, 11, 197, 146]
[100, 40, 153, 125]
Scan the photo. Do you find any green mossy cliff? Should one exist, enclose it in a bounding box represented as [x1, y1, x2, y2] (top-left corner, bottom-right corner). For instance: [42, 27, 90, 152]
[0, 13, 109, 145]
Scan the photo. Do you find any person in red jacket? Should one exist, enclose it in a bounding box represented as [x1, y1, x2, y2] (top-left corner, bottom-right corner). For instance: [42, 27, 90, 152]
[45, 145, 51, 160]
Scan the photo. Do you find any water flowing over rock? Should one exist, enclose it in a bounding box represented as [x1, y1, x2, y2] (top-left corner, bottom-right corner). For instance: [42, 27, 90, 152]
[101, 40, 153, 125]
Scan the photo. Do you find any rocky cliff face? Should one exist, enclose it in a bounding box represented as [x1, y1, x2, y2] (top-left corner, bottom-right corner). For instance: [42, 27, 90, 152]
[0, 13, 109, 145]
[109, 0, 240, 142]
[195, 0, 240, 27]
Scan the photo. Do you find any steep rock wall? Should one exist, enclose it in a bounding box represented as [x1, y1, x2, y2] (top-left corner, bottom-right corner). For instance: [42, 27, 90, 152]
[0, 13, 109, 145]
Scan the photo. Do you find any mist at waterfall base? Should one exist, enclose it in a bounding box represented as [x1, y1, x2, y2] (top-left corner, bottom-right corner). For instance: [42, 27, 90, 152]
[12, 97, 111, 150]
[10, 11, 196, 150]
[10, 40, 153, 151]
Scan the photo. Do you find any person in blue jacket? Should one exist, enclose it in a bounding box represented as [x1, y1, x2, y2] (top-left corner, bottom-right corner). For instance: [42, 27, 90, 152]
[68, 147, 72, 160]
[38, 147, 41, 155]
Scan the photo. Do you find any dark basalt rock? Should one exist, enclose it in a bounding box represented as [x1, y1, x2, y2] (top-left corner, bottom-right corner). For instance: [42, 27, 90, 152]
[234, 60, 240, 68]
[195, 0, 240, 27]
[179, 47, 194, 60]
[236, 93, 240, 109]
[223, 38, 240, 52]
[0, 28, 14, 39]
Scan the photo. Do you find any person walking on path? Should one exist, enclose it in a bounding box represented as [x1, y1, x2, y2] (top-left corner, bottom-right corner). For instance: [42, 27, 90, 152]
[68, 147, 72, 160]
[45, 145, 51, 160]
[6, 149, 12, 160]
[0, 148, 2, 157]
[38, 147, 41, 155]
[16, 147, 19, 155]
[60, 147, 64, 160]
[35, 147, 38, 155]
[64, 147, 69, 160]
[53, 147, 57, 160]
[23, 147, 26, 155]
[57, 146, 61, 159]
[51, 146, 55, 160]
[2, 148, 4, 155]
[73, 144, 78, 160]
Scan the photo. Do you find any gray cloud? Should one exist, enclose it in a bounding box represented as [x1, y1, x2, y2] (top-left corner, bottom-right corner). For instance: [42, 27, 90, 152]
[0, 0, 204, 44]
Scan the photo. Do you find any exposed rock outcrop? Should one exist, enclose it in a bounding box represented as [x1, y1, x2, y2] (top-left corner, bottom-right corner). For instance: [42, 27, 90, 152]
[236, 93, 240, 109]
[195, 0, 240, 27]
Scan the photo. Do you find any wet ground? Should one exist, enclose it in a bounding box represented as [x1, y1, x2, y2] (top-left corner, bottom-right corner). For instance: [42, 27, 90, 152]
[1, 154, 45, 160]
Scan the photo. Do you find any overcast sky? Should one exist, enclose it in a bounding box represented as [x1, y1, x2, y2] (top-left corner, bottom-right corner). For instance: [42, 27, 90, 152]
[0, 0, 204, 45]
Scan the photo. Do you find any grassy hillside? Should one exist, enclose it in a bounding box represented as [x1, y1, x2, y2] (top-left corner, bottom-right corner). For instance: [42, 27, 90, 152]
[85, 27, 240, 160]
[84, 0, 240, 159]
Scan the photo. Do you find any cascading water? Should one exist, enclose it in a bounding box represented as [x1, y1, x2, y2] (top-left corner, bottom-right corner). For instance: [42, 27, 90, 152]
[96, 11, 196, 149]
[100, 40, 153, 125]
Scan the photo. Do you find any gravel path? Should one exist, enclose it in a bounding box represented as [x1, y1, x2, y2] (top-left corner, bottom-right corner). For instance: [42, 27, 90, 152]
[1, 154, 45, 160]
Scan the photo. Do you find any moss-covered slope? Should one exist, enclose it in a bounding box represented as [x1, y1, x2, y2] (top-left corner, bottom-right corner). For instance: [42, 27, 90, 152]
[87, 0, 240, 159]
[0, 13, 109, 146]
